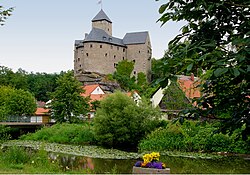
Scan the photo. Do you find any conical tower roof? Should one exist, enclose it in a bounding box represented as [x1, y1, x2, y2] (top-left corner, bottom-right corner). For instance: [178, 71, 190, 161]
[92, 9, 112, 23]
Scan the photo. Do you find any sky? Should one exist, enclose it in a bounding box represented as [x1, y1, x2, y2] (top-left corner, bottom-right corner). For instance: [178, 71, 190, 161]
[0, 0, 184, 73]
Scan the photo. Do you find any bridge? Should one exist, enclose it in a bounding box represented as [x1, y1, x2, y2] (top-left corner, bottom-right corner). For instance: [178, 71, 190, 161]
[0, 116, 54, 128]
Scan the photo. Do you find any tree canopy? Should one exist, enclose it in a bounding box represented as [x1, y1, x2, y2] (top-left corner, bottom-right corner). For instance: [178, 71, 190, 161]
[157, 0, 250, 138]
[94, 91, 161, 149]
[50, 71, 89, 123]
[0, 86, 36, 120]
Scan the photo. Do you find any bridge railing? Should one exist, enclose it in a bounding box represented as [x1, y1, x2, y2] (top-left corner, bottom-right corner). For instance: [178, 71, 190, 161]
[1, 116, 42, 123]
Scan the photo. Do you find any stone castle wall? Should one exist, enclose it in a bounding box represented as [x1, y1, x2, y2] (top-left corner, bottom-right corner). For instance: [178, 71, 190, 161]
[74, 42, 127, 75]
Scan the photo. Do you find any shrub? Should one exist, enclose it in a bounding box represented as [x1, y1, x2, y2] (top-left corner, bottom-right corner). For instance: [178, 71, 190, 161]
[94, 92, 161, 150]
[20, 123, 96, 145]
[139, 120, 250, 154]
[139, 124, 185, 152]
[0, 125, 11, 143]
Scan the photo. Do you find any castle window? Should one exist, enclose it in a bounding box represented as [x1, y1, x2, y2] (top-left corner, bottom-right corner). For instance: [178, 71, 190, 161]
[86, 53, 89, 57]
[114, 63, 118, 68]
[114, 55, 116, 59]
[148, 50, 150, 53]
[100, 45, 102, 48]
[123, 48, 125, 52]
[105, 53, 108, 57]
[123, 57, 125, 60]
[78, 58, 80, 61]
[79, 64, 82, 67]
[90, 44, 93, 48]
[134, 71, 137, 75]
[133, 60, 136, 63]
[139, 50, 141, 53]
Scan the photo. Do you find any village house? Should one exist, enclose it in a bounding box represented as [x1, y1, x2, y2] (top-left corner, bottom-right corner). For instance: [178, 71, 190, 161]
[81, 84, 141, 118]
[151, 74, 201, 119]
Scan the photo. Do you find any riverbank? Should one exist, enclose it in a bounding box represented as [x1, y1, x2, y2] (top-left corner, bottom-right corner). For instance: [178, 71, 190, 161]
[1, 140, 234, 160]
[1, 140, 250, 174]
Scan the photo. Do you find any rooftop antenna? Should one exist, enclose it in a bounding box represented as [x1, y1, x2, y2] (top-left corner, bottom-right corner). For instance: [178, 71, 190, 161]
[97, 0, 103, 9]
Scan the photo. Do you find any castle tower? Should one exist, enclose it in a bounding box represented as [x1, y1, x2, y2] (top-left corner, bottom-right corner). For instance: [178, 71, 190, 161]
[74, 9, 152, 82]
[92, 9, 112, 36]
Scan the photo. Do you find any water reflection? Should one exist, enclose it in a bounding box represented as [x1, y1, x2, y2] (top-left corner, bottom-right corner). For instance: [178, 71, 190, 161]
[49, 152, 250, 174]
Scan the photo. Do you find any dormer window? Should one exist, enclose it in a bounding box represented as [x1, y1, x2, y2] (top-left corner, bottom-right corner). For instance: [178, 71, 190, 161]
[103, 36, 106, 40]
[109, 38, 112, 42]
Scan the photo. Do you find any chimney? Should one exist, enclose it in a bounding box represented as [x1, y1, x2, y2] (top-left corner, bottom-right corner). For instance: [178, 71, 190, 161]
[191, 73, 194, 81]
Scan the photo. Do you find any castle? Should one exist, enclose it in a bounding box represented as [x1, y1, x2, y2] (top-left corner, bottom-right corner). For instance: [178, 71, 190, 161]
[74, 9, 152, 81]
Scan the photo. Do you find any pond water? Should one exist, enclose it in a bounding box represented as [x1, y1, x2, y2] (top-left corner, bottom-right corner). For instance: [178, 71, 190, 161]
[3, 141, 250, 174]
[51, 153, 250, 174]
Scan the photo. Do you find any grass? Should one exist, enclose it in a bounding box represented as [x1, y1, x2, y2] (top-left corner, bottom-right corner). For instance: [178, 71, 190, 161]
[0, 145, 94, 174]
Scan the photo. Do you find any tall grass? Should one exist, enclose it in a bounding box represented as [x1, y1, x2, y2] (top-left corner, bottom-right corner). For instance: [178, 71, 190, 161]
[20, 123, 96, 145]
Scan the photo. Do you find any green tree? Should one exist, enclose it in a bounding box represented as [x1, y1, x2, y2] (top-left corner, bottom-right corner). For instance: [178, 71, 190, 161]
[113, 60, 136, 90]
[157, 0, 250, 138]
[27, 72, 61, 102]
[0, 66, 29, 90]
[0, 5, 13, 26]
[94, 91, 161, 150]
[50, 71, 89, 123]
[0, 86, 36, 119]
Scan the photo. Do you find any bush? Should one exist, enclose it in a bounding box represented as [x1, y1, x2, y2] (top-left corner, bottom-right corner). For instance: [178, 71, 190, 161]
[94, 91, 161, 150]
[0, 125, 11, 143]
[139, 120, 250, 154]
[20, 123, 96, 145]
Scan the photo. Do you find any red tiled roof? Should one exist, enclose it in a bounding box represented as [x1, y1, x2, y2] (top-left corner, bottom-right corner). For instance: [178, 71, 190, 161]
[178, 75, 201, 99]
[82, 84, 100, 96]
[89, 94, 108, 102]
[35, 108, 50, 116]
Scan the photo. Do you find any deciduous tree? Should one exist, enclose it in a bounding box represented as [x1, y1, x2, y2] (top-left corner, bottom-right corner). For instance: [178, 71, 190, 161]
[50, 71, 89, 123]
[157, 0, 250, 138]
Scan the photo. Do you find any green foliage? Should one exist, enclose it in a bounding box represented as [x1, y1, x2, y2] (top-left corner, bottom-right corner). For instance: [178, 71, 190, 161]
[0, 66, 62, 102]
[0, 6, 13, 26]
[160, 80, 192, 110]
[0, 125, 11, 143]
[94, 91, 161, 149]
[0, 66, 28, 90]
[27, 72, 61, 102]
[1, 146, 30, 165]
[0, 86, 36, 119]
[0, 145, 62, 173]
[139, 120, 250, 154]
[50, 71, 89, 123]
[157, 0, 250, 139]
[113, 60, 136, 90]
[20, 123, 96, 145]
